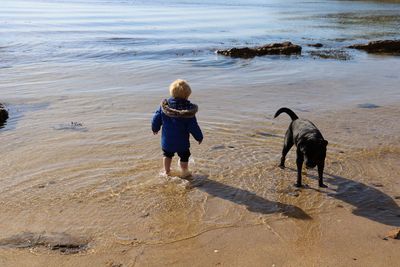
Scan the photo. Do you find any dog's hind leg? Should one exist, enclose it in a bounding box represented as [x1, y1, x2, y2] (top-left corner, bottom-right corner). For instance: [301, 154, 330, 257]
[295, 149, 304, 187]
[279, 128, 294, 168]
[318, 162, 327, 188]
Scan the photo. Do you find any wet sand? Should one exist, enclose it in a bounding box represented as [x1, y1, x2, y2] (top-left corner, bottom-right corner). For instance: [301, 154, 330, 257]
[0, 96, 399, 266]
[1, 60, 400, 266]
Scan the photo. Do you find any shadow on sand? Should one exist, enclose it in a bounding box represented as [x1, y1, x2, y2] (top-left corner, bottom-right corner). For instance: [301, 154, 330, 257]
[189, 175, 311, 220]
[287, 167, 400, 226]
[325, 172, 400, 227]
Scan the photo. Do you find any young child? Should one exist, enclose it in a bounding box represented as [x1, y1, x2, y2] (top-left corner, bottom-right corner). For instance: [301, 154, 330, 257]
[151, 79, 203, 177]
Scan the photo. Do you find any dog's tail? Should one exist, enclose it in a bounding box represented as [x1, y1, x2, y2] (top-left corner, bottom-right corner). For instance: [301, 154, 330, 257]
[274, 107, 299, 121]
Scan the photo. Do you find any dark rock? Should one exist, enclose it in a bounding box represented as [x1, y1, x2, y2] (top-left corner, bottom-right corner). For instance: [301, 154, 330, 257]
[257, 131, 281, 138]
[211, 145, 226, 150]
[348, 40, 400, 54]
[288, 191, 300, 197]
[384, 228, 400, 240]
[212, 144, 234, 150]
[309, 49, 351, 60]
[140, 212, 150, 218]
[307, 43, 323, 48]
[357, 103, 380, 109]
[395, 196, 400, 200]
[371, 183, 384, 187]
[0, 103, 9, 127]
[217, 42, 302, 58]
[0, 232, 89, 254]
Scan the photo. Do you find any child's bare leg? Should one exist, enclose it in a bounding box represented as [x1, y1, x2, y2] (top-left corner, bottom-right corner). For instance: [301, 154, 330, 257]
[163, 157, 172, 175]
[180, 161, 189, 172]
[178, 151, 191, 178]
[180, 161, 192, 178]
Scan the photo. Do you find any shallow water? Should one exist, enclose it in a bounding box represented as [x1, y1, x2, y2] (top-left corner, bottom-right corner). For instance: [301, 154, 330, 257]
[0, 0, 400, 262]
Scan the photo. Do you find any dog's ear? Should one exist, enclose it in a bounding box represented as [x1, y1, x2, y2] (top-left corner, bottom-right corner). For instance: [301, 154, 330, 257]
[324, 140, 328, 146]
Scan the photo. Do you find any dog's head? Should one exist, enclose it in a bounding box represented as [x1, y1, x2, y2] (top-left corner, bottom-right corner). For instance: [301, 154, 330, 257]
[299, 139, 328, 168]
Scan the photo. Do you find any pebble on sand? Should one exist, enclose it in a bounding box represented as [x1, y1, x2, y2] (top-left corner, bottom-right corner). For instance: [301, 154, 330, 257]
[384, 229, 400, 240]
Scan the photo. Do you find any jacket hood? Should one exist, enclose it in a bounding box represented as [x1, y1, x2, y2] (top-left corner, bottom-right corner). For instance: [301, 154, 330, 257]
[161, 99, 198, 118]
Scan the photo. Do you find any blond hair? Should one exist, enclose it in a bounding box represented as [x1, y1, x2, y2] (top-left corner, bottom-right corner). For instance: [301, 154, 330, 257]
[169, 79, 192, 99]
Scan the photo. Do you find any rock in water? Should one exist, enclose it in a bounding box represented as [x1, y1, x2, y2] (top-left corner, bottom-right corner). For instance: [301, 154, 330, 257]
[0, 232, 89, 254]
[217, 42, 302, 58]
[348, 40, 400, 54]
[307, 43, 323, 48]
[309, 49, 351, 60]
[358, 103, 380, 109]
[0, 103, 9, 126]
[385, 228, 400, 240]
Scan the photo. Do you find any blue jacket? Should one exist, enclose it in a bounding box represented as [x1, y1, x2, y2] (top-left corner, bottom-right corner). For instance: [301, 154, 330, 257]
[152, 98, 203, 152]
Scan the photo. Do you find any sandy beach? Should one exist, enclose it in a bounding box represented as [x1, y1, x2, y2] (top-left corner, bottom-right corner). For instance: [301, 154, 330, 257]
[0, 95, 399, 266]
[1, 0, 400, 266]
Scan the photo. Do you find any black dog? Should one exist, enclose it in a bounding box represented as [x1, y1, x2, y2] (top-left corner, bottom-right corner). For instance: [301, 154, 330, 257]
[274, 107, 328, 188]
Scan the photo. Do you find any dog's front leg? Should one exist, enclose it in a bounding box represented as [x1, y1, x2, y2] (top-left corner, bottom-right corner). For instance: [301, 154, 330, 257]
[318, 162, 327, 188]
[296, 149, 304, 187]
